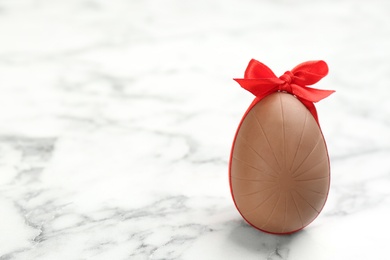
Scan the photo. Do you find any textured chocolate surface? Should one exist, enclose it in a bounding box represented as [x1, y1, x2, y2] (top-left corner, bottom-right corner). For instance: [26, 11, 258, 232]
[231, 92, 330, 234]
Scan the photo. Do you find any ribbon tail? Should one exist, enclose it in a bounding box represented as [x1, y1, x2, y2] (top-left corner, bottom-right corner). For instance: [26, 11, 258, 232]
[297, 98, 320, 124]
[292, 84, 335, 103]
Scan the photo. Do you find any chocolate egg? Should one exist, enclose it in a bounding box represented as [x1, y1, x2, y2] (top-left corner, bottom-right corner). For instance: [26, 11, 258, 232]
[229, 92, 330, 234]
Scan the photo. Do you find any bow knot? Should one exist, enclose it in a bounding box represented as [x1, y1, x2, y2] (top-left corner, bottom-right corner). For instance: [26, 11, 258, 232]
[233, 59, 335, 124]
[279, 71, 294, 84]
[279, 71, 294, 93]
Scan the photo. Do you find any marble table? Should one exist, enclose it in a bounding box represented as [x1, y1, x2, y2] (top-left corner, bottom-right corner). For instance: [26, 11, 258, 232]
[1, 0, 390, 259]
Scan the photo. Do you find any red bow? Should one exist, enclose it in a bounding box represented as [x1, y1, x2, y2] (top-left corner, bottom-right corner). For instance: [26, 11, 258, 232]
[234, 59, 335, 123]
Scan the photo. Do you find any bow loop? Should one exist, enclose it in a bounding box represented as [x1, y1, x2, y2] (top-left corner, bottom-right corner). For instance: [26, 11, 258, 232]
[233, 59, 335, 123]
[244, 59, 277, 79]
[291, 60, 329, 86]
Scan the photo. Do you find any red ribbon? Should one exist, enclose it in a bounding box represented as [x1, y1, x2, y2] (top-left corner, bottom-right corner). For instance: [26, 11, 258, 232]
[234, 59, 335, 124]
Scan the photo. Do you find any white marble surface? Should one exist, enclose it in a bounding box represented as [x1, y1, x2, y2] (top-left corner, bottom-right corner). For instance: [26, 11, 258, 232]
[1, 0, 390, 259]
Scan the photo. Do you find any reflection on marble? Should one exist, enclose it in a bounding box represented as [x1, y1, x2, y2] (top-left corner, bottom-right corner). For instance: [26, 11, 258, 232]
[1, 0, 390, 259]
